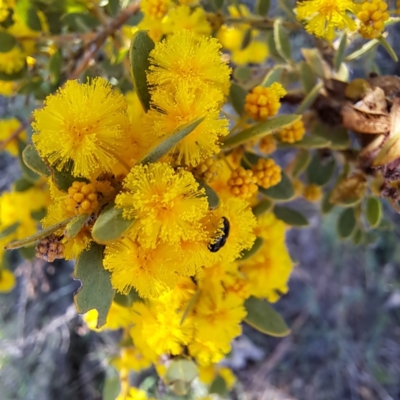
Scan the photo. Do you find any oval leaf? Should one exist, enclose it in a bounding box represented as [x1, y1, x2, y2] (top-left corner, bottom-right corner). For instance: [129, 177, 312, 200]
[244, 296, 290, 337]
[273, 205, 309, 227]
[223, 114, 301, 149]
[252, 199, 273, 216]
[301, 48, 330, 79]
[337, 207, 357, 239]
[129, 30, 155, 112]
[15, 0, 42, 31]
[74, 242, 114, 328]
[165, 359, 198, 385]
[278, 134, 331, 149]
[114, 288, 142, 308]
[22, 145, 51, 177]
[345, 39, 379, 61]
[18, 140, 39, 183]
[334, 33, 347, 71]
[299, 61, 317, 94]
[292, 149, 311, 177]
[378, 35, 398, 62]
[295, 82, 323, 114]
[259, 171, 295, 201]
[4, 217, 74, 250]
[306, 153, 336, 186]
[92, 203, 135, 244]
[262, 65, 284, 87]
[366, 197, 382, 228]
[256, 0, 270, 16]
[274, 18, 291, 62]
[209, 376, 228, 396]
[14, 178, 34, 192]
[139, 117, 205, 164]
[196, 179, 220, 210]
[65, 214, 88, 239]
[0, 222, 20, 240]
[321, 191, 335, 214]
[229, 83, 246, 116]
[51, 163, 88, 192]
[241, 28, 252, 50]
[0, 32, 16, 52]
[239, 237, 263, 260]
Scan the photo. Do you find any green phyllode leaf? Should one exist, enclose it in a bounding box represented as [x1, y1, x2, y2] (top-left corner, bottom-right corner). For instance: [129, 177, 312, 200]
[92, 203, 135, 244]
[273, 18, 292, 63]
[65, 214, 89, 239]
[334, 33, 347, 71]
[15, 0, 42, 31]
[292, 149, 311, 177]
[223, 114, 301, 149]
[239, 237, 264, 260]
[259, 171, 295, 201]
[22, 145, 51, 177]
[295, 82, 323, 114]
[306, 153, 336, 186]
[255, 0, 270, 16]
[74, 243, 115, 328]
[244, 296, 290, 337]
[165, 359, 198, 385]
[252, 199, 273, 216]
[273, 205, 309, 227]
[139, 117, 205, 164]
[337, 207, 357, 239]
[366, 197, 382, 228]
[129, 30, 155, 112]
[229, 83, 247, 116]
[0, 222, 20, 240]
[196, 179, 220, 210]
[0, 32, 16, 52]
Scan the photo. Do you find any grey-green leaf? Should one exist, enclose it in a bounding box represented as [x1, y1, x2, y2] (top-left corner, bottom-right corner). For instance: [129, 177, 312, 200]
[196, 180, 220, 210]
[114, 288, 142, 307]
[4, 217, 74, 250]
[292, 149, 311, 177]
[262, 65, 284, 87]
[301, 48, 329, 79]
[295, 82, 323, 114]
[274, 18, 291, 63]
[252, 199, 273, 216]
[239, 237, 264, 260]
[244, 296, 290, 337]
[259, 171, 295, 201]
[15, 0, 42, 31]
[0, 32, 16, 52]
[255, 0, 270, 16]
[223, 114, 301, 149]
[165, 359, 198, 385]
[366, 197, 382, 228]
[321, 191, 335, 214]
[334, 33, 347, 71]
[378, 35, 398, 62]
[278, 134, 331, 149]
[139, 117, 205, 164]
[209, 376, 228, 396]
[241, 28, 252, 50]
[273, 205, 309, 227]
[345, 39, 379, 61]
[74, 243, 114, 328]
[229, 83, 247, 116]
[22, 145, 51, 177]
[0, 222, 20, 240]
[299, 61, 317, 94]
[129, 30, 155, 112]
[337, 207, 357, 239]
[306, 153, 336, 186]
[92, 203, 135, 244]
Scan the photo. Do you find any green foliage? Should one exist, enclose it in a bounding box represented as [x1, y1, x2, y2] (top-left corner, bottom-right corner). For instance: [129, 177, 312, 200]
[196, 180, 220, 210]
[252, 199, 273, 216]
[273, 205, 309, 227]
[129, 30, 155, 112]
[366, 197, 382, 228]
[306, 153, 336, 186]
[22, 145, 51, 177]
[273, 19, 291, 63]
[244, 296, 290, 337]
[239, 237, 264, 260]
[0, 32, 16, 52]
[229, 83, 247, 116]
[74, 243, 115, 328]
[337, 207, 357, 239]
[16, 0, 42, 31]
[165, 359, 198, 386]
[92, 203, 135, 244]
[65, 214, 88, 239]
[259, 171, 295, 201]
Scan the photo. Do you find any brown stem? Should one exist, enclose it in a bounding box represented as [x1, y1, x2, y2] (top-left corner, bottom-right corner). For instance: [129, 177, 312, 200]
[0, 1, 141, 151]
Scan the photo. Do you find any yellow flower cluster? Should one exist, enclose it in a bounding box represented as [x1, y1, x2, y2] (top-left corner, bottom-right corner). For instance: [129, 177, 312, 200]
[252, 158, 282, 189]
[303, 183, 323, 202]
[245, 84, 287, 121]
[259, 135, 277, 154]
[228, 167, 259, 199]
[279, 119, 306, 143]
[295, 0, 358, 41]
[193, 157, 223, 184]
[357, 0, 389, 39]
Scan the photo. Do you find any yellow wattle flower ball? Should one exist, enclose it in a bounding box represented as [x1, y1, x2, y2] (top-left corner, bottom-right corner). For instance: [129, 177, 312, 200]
[141, 0, 170, 19]
[0, 269, 16, 293]
[244, 83, 286, 121]
[65, 182, 98, 215]
[228, 167, 258, 199]
[32, 78, 131, 179]
[115, 163, 209, 249]
[357, 0, 389, 39]
[147, 30, 232, 96]
[0, 46, 25, 74]
[303, 183, 323, 202]
[295, 0, 358, 41]
[193, 157, 222, 183]
[0, 118, 27, 156]
[162, 5, 212, 37]
[252, 158, 282, 189]
[231, 41, 269, 66]
[0, 80, 15, 96]
[279, 119, 306, 143]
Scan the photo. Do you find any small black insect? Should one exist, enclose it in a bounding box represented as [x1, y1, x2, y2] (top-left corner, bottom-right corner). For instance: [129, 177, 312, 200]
[208, 216, 230, 252]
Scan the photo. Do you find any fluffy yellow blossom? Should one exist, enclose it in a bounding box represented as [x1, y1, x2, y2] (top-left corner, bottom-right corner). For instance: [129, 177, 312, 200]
[83, 301, 133, 331]
[303, 183, 323, 202]
[279, 119, 306, 143]
[295, 0, 358, 41]
[357, 0, 389, 39]
[104, 237, 182, 298]
[252, 158, 282, 189]
[147, 30, 231, 96]
[0, 269, 16, 293]
[144, 82, 229, 167]
[217, 25, 245, 51]
[163, 6, 212, 37]
[241, 213, 293, 302]
[245, 84, 286, 121]
[141, 0, 170, 19]
[0, 46, 25, 75]
[228, 167, 258, 199]
[130, 295, 193, 359]
[0, 118, 27, 156]
[0, 80, 15, 96]
[115, 163, 209, 248]
[112, 347, 152, 373]
[231, 41, 269, 65]
[32, 78, 130, 179]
